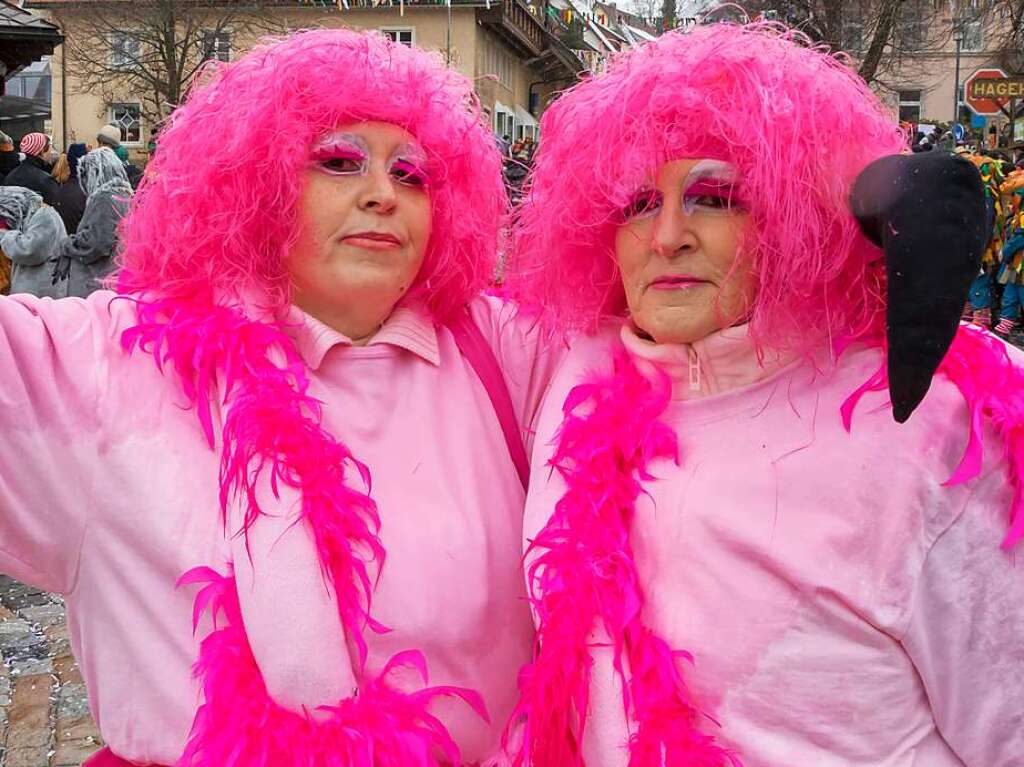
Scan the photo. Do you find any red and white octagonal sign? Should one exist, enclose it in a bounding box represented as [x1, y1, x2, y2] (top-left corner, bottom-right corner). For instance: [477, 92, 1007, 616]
[964, 67, 1012, 116]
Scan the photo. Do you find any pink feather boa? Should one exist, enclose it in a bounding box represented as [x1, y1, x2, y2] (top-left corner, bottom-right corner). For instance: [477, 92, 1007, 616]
[121, 297, 486, 767]
[509, 350, 738, 767]
[510, 324, 1024, 767]
[175, 567, 487, 767]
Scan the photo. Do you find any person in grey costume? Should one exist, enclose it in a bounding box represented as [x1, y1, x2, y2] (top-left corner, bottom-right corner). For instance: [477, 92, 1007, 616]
[0, 186, 67, 298]
[52, 147, 133, 297]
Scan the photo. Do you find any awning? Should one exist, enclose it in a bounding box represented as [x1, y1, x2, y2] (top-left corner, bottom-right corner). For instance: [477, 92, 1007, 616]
[0, 0, 63, 78]
[515, 106, 537, 126]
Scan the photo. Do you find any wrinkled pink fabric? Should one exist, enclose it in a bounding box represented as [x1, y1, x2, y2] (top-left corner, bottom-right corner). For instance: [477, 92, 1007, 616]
[0, 291, 562, 765]
[523, 322, 1024, 767]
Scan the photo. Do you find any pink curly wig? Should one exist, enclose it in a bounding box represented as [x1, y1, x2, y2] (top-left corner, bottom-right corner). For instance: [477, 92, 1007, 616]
[116, 28, 505, 320]
[511, 23, 905, 349]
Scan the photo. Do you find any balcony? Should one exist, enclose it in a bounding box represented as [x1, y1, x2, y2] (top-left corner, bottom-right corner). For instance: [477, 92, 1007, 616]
[303, 0, 547, 58]
[478, 0, 547, 58]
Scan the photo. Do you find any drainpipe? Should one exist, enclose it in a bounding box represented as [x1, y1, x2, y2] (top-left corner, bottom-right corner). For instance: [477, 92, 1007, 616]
[60, 42, 67, 149]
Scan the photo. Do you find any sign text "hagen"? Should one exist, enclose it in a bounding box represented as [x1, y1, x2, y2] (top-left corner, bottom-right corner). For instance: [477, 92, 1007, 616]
[970, 78, 1024, 99]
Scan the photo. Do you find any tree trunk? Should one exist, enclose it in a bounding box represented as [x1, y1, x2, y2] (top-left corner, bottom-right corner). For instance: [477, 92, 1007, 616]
[661, 0, 675, 31]
[858, 0, 903, 83]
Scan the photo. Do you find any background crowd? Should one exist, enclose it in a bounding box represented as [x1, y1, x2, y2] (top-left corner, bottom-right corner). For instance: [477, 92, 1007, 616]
[3, 118, 1023, 347]
[0, 124, 137, 299]
[956, 143, 1024, 339]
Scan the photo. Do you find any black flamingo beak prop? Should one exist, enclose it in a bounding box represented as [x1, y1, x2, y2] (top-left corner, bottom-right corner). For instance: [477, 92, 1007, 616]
[850, 151, 987, 423]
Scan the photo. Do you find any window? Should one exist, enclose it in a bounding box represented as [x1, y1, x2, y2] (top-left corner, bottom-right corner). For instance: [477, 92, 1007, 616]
[897, 2, 925, 49]
[898, 90, 922, 123]
[110, 103, 143, 144]
[962, 18, 984, 51]
[6, 58, 51, 102]
[6, 75, 50, 101]
[957, 85, 969, 123]
[494, 108, 515, 140]
[516, 123, 537, 141]
[202, 31, 231, 62]
[110, 32, 141, 69]
[381, 28, 414, 46]
[483, 38, 514, 88]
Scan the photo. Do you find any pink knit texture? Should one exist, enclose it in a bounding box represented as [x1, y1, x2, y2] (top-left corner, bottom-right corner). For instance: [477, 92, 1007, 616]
[842, 325, 1024, 549]
[18, 132, 47, 157]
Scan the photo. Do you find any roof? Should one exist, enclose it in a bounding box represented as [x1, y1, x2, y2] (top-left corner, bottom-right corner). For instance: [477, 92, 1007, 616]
[0, 0, 59, 32]
[622, 23, 655, 41]
[0, 0, 63, 75]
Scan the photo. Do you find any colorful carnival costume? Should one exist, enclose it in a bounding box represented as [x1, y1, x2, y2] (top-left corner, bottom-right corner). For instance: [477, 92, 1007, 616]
[994, 170, 1024, 335]
[0, 31, 562, 767]
[964, 153, 1006, 327]
[506, 25, 1023, 767]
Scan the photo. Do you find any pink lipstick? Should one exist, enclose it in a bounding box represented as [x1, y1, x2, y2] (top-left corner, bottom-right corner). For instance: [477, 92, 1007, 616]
[650, 275, 706, 290]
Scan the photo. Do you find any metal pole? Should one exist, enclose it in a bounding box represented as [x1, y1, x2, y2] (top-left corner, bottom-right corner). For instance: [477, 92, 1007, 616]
[1012, 98, 1018, 148]
[446, 0, 452, 66]
[953, 35, 962, 127]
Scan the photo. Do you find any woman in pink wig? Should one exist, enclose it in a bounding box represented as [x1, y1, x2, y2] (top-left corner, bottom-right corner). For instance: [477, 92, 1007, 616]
[507, 24, 1024, 767]
[0, 29, 561, 767]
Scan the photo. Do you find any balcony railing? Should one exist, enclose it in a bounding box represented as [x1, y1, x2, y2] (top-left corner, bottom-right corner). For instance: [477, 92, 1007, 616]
[299, 0, 574, 76]
[479, 0, 546, 57]
[303, 0, 495, 9]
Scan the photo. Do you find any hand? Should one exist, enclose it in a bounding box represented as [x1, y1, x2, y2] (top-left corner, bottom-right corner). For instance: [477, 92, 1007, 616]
[51, 256, 71, 285]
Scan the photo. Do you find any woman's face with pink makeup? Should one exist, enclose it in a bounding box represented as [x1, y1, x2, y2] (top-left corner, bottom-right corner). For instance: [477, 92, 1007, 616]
[290, 121, 432, 342]
[615, 158, 754, 345]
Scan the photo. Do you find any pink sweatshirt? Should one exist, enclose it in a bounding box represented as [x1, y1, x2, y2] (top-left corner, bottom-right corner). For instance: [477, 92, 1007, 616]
[0, 291, 561, 765]
[523, 323, 1024, 767]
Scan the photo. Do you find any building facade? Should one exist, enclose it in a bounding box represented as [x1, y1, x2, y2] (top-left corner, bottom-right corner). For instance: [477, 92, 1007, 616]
[877, 4, 1020, 144]
[26, 0, 584, 156]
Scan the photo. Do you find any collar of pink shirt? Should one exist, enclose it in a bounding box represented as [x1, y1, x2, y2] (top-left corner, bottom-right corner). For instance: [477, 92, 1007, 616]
[283, 302, 441, 370]
[618, 321, 799, 400]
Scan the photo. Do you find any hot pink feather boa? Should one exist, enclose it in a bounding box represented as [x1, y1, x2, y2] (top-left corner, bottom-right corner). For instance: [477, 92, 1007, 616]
[508, 350, 739, 767]
[508, 324, 1024, 767]
[121, 297, 488, 767]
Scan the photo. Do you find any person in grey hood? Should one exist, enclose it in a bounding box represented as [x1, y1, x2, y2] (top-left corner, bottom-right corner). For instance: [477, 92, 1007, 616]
[0, 186, 67, 298]
[52, 147, 132, 297]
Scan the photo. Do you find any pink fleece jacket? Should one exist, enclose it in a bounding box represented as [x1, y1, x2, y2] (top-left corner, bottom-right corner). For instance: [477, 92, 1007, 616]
[523, 323, 1024, 767]
[0, 290, 562, 765]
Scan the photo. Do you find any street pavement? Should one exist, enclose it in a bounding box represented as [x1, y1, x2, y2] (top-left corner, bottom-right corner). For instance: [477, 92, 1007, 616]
[0, 577, 101, 767]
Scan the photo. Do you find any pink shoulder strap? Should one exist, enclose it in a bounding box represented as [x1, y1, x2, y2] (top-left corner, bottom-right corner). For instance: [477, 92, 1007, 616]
[444, 307, 530, 490]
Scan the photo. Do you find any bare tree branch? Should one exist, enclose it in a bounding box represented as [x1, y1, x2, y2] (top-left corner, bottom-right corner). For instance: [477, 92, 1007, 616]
[56, 0, 286, 131]
[989, 0, 1024, 72]
[857, 0, 902, 83]
[721, 0, 955, 86]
